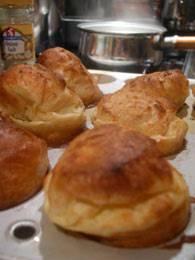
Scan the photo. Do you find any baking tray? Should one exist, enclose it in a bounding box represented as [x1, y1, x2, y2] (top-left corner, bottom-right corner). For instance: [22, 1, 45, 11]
[0, 70, 195, 260]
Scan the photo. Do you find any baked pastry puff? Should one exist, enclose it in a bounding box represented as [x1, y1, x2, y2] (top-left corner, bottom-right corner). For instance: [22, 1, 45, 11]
[44, 125, 190, 248]
[125, 70, 189, 110]
[38, 47, 102, 106]
[93, 88, 188, 156]
[0, 64, 85, 146]
[0, 117, 49, 210]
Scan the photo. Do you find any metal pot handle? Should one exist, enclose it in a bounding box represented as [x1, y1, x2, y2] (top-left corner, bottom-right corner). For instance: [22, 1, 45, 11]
[163, 36, 195, 49]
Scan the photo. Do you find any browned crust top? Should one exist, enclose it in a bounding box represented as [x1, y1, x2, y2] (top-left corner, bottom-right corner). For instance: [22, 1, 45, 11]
[38, 47, 102, 105]
[50, 125, 173, 206]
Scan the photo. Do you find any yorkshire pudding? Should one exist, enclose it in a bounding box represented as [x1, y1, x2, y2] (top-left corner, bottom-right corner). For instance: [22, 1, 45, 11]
[44, 125, 189, 248]
[38, 47, 102, 106]
[0, 118, 49, 210]
[0, 64, 85, 146]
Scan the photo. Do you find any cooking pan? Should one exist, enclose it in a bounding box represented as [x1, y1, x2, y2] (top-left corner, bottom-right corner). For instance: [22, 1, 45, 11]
[78, 21, 195, 72]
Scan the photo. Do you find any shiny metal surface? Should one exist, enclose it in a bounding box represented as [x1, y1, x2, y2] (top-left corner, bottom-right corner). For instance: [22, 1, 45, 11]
[34, 0, 61, 54]
[78, 21, 166, 35]
[78, 21, 164, 71]
[183, 51, 195, 79]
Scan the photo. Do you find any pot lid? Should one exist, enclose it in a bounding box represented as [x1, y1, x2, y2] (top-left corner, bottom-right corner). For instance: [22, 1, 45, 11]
[78, 21, 166, 35]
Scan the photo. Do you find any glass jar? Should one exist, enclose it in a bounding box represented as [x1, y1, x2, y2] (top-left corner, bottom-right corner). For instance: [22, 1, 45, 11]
[0, 0, 35, 68]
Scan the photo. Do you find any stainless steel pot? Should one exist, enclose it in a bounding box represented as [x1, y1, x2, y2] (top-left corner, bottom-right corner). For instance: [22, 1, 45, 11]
[78, 21, 195, 71]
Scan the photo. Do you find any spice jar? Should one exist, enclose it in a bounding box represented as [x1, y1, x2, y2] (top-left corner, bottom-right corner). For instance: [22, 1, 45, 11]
[0, 0, 35, 69]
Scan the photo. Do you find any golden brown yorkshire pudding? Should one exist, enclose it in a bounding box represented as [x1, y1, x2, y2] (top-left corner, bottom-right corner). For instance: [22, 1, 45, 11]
[125, 70, 189, 110]
[0, 117, 49, 210]
[0, 64, 86, 146]
[44, 125, 190, 248]
[38, 47, 102, 106]
[93, 88, 188, 156]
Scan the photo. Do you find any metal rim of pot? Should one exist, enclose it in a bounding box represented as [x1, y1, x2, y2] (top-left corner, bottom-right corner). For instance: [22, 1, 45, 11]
[78, 21, 166, 36]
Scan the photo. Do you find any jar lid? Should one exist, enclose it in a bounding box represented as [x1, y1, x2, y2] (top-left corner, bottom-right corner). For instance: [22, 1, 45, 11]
[0, 0, 33, 7]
